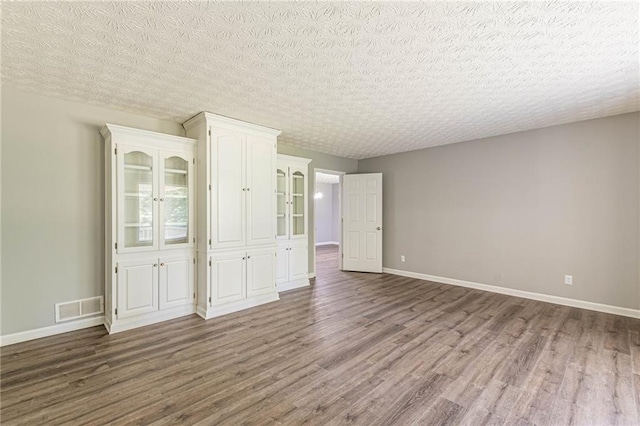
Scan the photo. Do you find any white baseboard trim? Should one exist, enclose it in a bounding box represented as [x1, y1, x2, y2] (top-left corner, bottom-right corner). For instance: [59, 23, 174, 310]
[308, 272, 316, 279]
[383, 268, 640, 319]
[316, 241, 339, 246]
[0, 316, 105, 347]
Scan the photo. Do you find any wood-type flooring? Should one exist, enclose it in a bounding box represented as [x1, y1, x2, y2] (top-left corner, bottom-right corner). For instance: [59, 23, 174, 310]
[1, 244, 639, 425]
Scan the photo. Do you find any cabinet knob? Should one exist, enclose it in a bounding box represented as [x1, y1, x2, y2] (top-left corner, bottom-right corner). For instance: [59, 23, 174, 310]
[153, 198, 158, 201]
[153, 263, 158, 267]
[160, 263, 165, 266]
[242, 257, 246, 260]
[160, 198, 164, 201]
[376, 226, 381, 230]
[247, 188, 250, 191]
[247, 256, 251, 259]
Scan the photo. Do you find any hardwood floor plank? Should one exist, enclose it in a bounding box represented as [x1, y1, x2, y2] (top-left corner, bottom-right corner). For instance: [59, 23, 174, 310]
[1, 245, 637, 425]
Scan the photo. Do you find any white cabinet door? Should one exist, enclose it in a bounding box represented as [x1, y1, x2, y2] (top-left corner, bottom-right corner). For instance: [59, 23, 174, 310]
[210, 128, 245, 249]
[342, 173, 383, 273]
[289, 166, 307, 240]
[247, 248, 276, 297]
[116, 145, 159, 253]
[159, 256, 194, 309]
[159, 150, 194, 250]
[276, 166, 289, 241]
[276, 245, 289, 285]
[117, 258, 158, 318]
[289, 243, 308, 282]
[210, 251, 246, 304]
[246, 135, 276, 246]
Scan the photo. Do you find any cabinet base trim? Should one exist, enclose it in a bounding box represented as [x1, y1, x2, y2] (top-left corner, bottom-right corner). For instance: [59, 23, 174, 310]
[277, 278, 310, 293]
[106, 304, 196, 334]
[0, 316, 105, 347]
[199, 292, 280, 320]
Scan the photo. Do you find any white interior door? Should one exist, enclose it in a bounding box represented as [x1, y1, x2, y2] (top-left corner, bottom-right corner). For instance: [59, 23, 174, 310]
[342, 173, 383, 273]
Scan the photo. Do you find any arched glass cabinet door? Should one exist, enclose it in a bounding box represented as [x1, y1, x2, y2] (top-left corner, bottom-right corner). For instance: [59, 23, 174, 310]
[118, 148, 157, 250]
[276, 168, 288, 239]
[160, 153, 192, 248]
[291, 170, 306, 237]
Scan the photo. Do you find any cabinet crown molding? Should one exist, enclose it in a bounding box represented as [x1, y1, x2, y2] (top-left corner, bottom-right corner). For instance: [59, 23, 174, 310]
[182, 112, 282, 137]
[101, 124, 197, 146]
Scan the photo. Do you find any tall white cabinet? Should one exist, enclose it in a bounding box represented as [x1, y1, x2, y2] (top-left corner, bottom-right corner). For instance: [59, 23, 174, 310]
[183, 112, 281, 319]
[276, 154, 311, 292]
[102, 124, 197, 333]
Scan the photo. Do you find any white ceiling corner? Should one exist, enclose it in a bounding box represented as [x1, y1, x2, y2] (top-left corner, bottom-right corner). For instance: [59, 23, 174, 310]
[2, 2, 638, 159]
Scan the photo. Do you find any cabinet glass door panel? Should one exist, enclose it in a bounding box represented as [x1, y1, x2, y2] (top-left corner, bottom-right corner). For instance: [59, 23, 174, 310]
[163, 155, 189, 246]
[276, 168, 287, 238]
[291, 171, 305, 236]
[123, 151, 155, 248]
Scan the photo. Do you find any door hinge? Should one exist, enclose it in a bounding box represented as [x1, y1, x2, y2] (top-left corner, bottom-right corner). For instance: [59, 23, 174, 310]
[209, 238, 211, 245]
[115, 242, 117, 250]
[114, 148, 117, 155]
[193, 237, 196, 243]
[115, 266, 118, 273]
[209, 184, 211, 191]
[208, 129, 211, 136]
[209, 260, 211, 266]
[209, 296, 211, 302]
[193, 158, 195, 164]
[115, 308, 118, 315]
[193, 258, 196, 264]
[193, 292, 196, 299]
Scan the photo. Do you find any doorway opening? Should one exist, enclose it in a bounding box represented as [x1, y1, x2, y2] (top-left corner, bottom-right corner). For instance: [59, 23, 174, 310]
[313, 169, 344, 277]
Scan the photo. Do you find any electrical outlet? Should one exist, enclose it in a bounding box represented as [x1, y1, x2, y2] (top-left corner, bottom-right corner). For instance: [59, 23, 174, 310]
[564, 275, 573, 285]
[400, 255, 406, 262]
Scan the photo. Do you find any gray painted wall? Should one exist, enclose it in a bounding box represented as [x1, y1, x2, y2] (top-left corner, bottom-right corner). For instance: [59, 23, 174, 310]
[2, 86, 637, 336]
[1, 87, 357, 335]
[277, 144, 358, 272]
[315, 182, 335, 244]
[1, 87, 184, 335]
[359, 112, 640, 310]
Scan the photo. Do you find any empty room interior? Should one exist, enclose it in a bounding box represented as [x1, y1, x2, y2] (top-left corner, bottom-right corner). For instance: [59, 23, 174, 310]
[1, 2, 639, 425]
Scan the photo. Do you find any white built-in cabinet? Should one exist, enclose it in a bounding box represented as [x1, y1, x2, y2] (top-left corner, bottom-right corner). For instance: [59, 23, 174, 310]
[102, 124, 197, 333]
[276, 154, 311, 292]
[184, 112, 281, 319]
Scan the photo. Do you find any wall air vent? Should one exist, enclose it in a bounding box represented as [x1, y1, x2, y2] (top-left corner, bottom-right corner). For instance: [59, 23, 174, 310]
[55, 296, 104, 323]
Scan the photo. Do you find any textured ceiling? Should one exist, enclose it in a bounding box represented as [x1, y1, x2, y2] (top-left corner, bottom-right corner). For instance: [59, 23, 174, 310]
[2, 2, 639, 159]
[316, 172, 340, 185]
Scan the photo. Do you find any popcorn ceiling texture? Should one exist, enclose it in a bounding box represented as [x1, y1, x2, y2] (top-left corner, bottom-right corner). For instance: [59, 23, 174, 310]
[2, 1, 638, 159]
